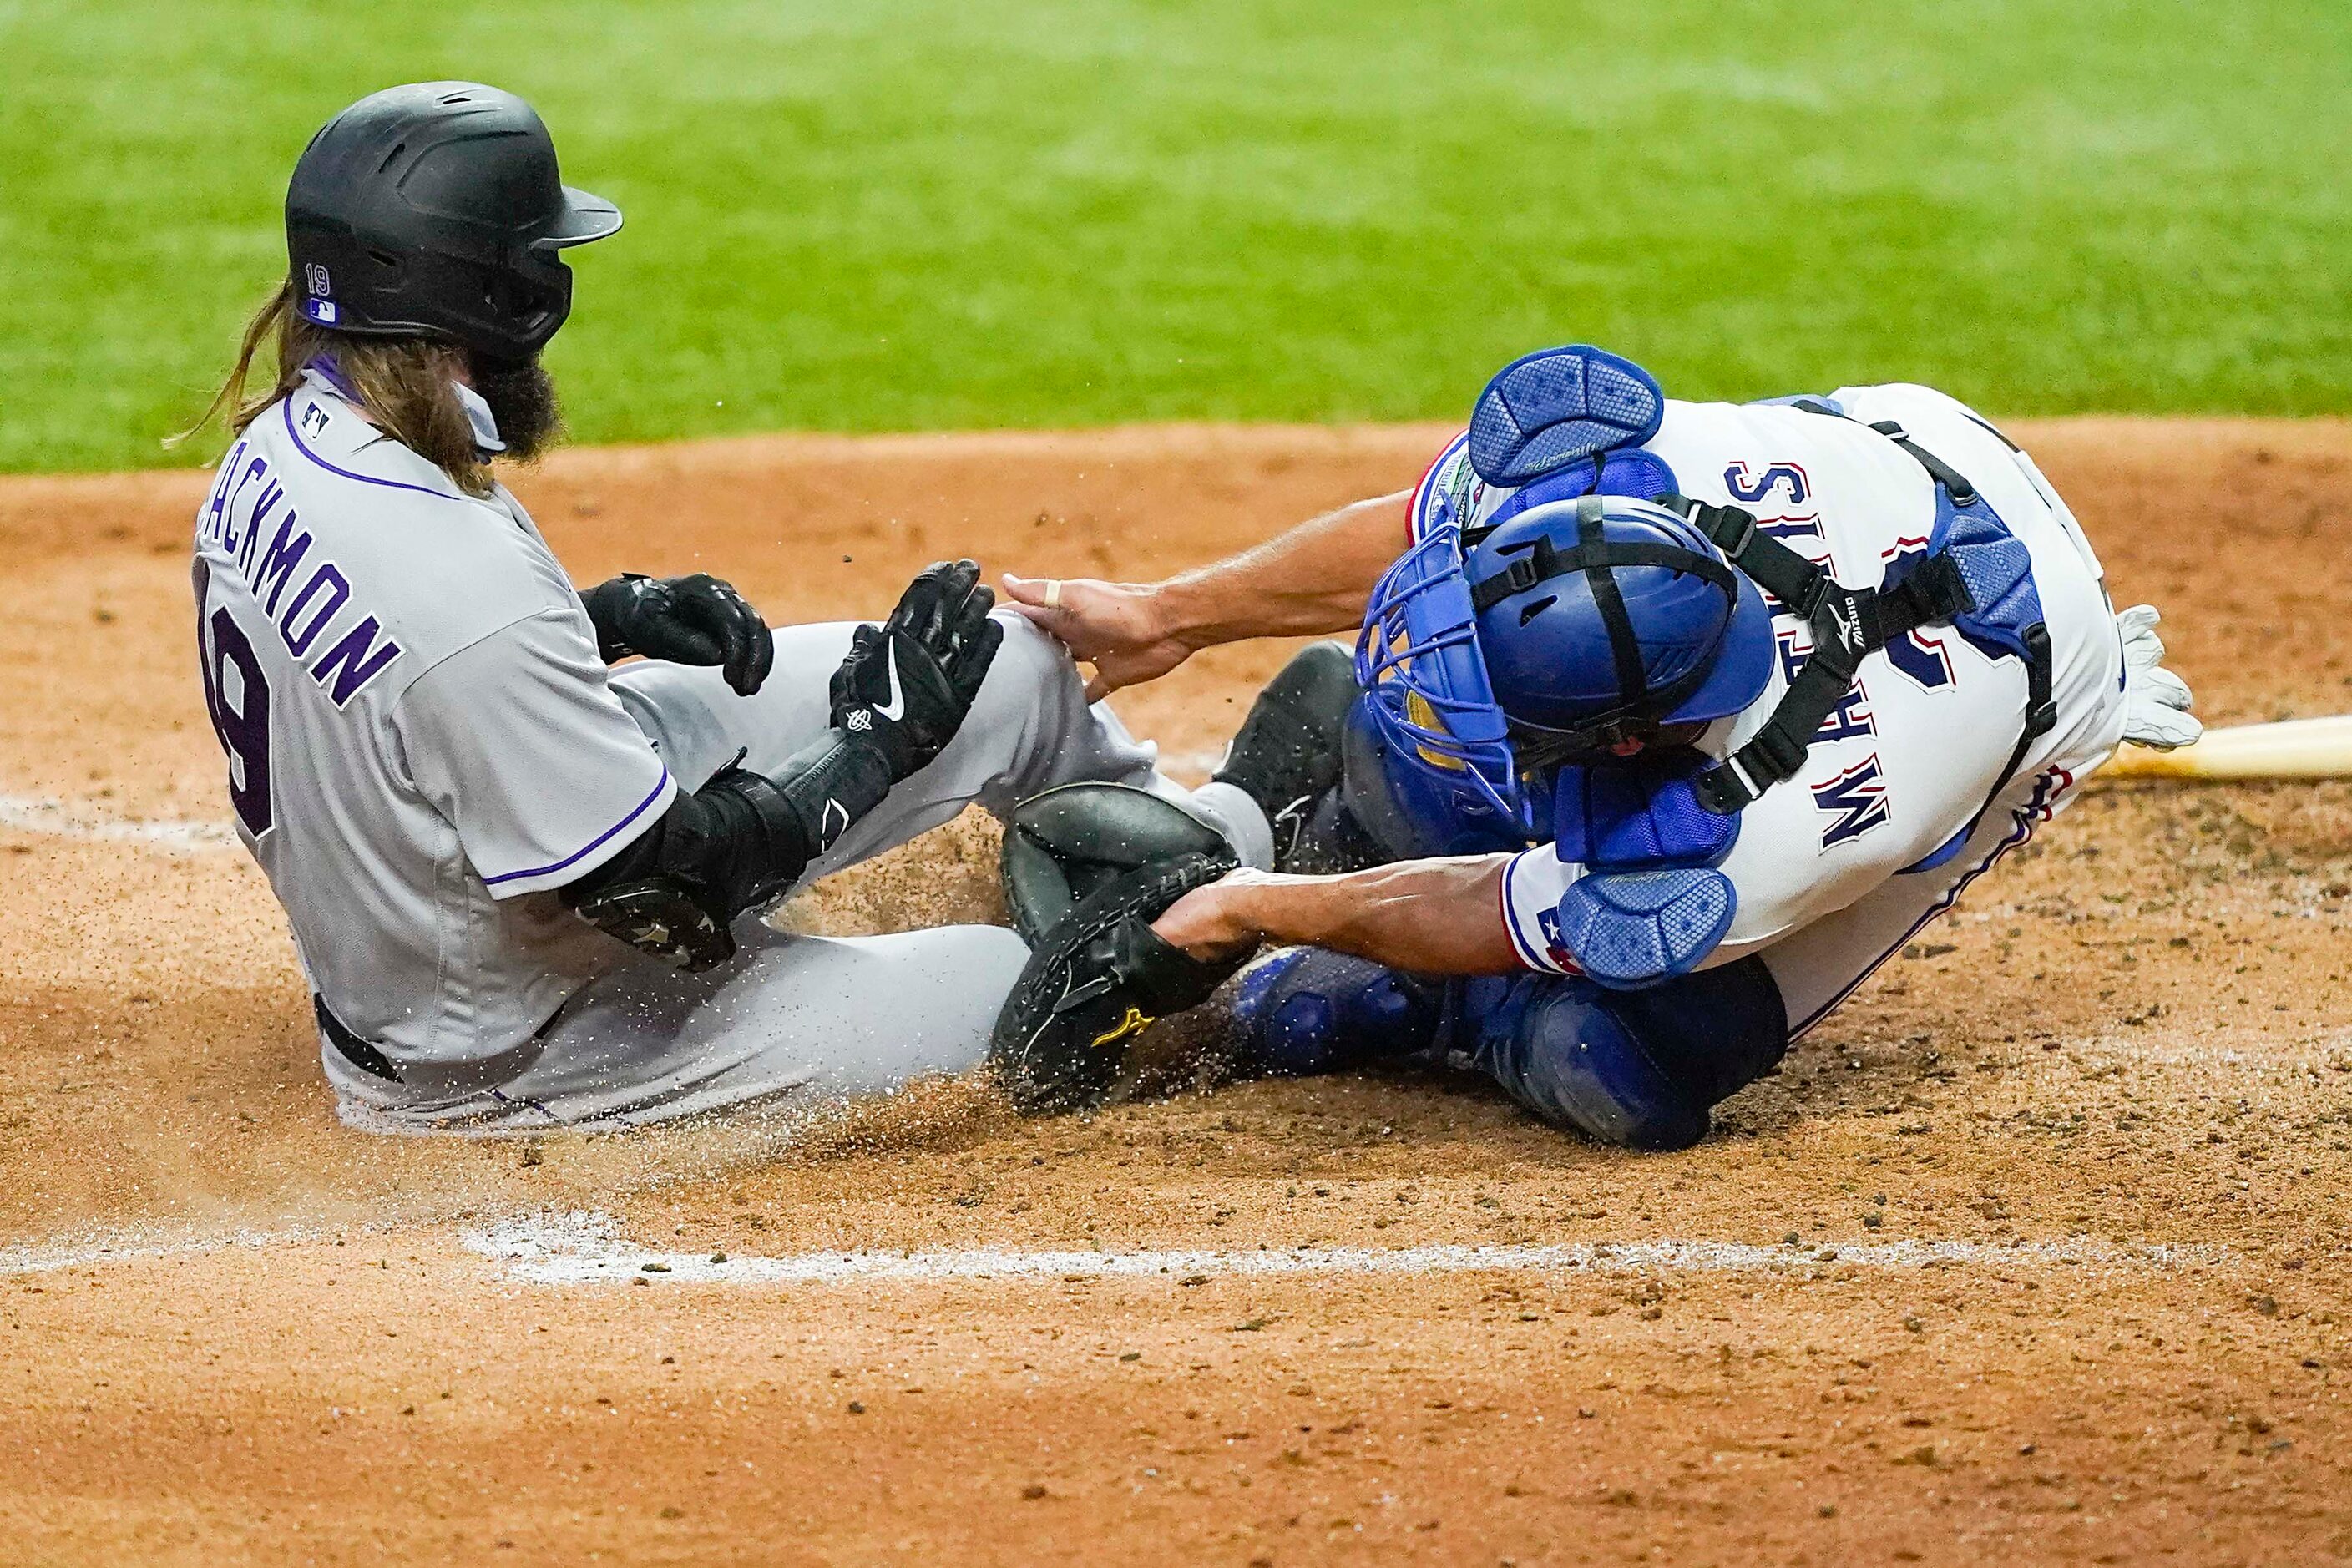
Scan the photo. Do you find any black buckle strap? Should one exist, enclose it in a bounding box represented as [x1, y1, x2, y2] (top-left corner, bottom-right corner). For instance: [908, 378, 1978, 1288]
[1692, 597, 1871, 813]
[1682, 513, 1980, 817]
[1868, 420, 1979, 504]
[2023, 620, 2056, 738]
[1660, 495, 1832, 620]
[1869, 552, 1972, 644]
[1678, 402, 2032, 817]
[1956, 619, 2056, 843]
[1474, 550, 1549, 608]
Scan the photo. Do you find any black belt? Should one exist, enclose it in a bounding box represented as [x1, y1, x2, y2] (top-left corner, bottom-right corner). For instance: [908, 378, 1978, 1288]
[314, 995, 402, 1083]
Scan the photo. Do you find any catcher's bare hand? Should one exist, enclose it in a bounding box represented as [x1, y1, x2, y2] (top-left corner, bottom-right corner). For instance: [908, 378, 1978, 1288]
[1149, 873, 1264, 962]
[999, 574, 1196, 701]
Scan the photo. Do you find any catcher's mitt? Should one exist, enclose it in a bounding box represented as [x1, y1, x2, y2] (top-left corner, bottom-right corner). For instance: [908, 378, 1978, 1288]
[989, 784, 1247, 1115]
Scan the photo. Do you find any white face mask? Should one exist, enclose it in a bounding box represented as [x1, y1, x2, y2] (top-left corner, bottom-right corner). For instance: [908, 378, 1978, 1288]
[452, 379, 507, 455]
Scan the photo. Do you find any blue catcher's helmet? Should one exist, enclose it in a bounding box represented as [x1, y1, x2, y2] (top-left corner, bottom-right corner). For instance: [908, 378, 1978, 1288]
[1354, 494, 1773, 834]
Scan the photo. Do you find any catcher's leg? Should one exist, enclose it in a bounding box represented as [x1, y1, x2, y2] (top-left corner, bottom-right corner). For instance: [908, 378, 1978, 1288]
[611, 613, 1188, 880]
[1466, 959, 1788, 1150]
[336, 922, 1029, 1135]
[1228, 949, 1787, 1151]
[1227, 948, 1444, 1077]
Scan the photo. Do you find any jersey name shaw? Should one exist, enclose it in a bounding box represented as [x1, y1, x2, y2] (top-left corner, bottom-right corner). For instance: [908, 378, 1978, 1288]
[196, 422, 404, 709]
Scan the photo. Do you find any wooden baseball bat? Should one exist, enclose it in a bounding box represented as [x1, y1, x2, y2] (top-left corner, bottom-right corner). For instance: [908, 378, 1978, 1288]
[2098, 715, 2352, 781]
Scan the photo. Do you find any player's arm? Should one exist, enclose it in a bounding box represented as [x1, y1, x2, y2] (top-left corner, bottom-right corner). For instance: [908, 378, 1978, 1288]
[562, 561, 1003, 969]
[1150, 857, 1525, 976]
[1000, 490, 1409, 700]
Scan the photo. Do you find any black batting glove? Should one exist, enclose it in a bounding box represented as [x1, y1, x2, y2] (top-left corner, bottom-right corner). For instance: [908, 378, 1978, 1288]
[830, 559, 1005, 782]
[580, 573, 775, 696]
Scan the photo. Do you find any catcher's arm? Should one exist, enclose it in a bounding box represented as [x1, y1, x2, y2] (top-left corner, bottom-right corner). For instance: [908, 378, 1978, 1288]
[999, 490, 1409, 700]
[1153, 857, 1525, 976]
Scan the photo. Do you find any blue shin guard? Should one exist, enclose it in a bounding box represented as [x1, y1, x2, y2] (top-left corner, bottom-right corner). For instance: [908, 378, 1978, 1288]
[1463, 958, 1788, 1151]
[1466, 345, 1666, 488]
[1229, 947, 1787, 1152]
[1228, 948, 1443, 1079]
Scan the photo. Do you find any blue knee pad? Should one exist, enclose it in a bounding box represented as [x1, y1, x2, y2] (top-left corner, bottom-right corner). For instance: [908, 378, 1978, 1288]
[1467, 957, 1788, 1151]
[1229, 948, 1443, 1079]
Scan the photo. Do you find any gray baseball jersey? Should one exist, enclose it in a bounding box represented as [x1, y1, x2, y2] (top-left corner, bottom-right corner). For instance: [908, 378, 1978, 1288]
[191, 372, 675, 1072]
[195, 373, 1249, 1133]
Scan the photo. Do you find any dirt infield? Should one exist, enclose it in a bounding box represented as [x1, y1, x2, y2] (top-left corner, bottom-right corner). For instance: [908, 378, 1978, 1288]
[3, 417, 2349, 1565]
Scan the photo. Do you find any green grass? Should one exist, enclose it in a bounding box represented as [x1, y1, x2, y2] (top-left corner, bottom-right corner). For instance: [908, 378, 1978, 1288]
[3, 0, 2347, 472]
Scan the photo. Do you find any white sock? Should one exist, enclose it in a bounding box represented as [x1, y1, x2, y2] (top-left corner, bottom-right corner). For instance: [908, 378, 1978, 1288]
[1187, 781, 1276, 871]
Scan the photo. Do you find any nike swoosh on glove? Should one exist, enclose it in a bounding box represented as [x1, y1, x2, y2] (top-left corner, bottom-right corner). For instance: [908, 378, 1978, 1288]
[2117, 604, 2203, 750]
[830, 559, 1006, 782]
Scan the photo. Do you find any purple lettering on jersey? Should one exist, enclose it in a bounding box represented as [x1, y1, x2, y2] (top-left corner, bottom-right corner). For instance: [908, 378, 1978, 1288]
[200, 441, 245, 546]
[224, 455, 267, 529]
[310, 615, 403, 706]
[279, 564, 351, 657]
[238, 481, 285, 574]
[253, 517, 312, 615]
[1813, 755, 1891, 848]
[1817, 684, 1876, 743]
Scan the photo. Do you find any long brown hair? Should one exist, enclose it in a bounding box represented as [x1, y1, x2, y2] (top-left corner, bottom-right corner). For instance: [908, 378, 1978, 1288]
[173, 278, 494, 497]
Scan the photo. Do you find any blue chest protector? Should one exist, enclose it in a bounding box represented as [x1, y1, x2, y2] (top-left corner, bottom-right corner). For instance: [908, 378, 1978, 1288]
[1534, 410, 2054, 989]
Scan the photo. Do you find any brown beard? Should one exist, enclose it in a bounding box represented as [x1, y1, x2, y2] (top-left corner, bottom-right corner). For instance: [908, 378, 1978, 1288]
[182, 280, 567, 490]
[470, 353, 564, 462]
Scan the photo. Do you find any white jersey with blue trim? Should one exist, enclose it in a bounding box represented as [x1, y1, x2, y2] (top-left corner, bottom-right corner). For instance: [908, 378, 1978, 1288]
[190, 372, 674, 1066]
[1407, 382, 2127, 978]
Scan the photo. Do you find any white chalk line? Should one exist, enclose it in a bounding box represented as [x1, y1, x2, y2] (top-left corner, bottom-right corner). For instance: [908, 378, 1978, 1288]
[0, 1222, 339, 1278]
[0, 794, 236, 852]
[0, 1209, 2243, 1287]
[460, 1211, 2231, 1289]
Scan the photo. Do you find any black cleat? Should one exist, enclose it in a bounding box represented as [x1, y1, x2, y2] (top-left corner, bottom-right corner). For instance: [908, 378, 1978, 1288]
[1213, 641, 1361, 871]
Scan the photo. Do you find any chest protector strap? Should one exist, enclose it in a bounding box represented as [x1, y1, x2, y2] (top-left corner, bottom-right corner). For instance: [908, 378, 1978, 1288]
[1657, 493, 1977, 815]
[1655, 417, 2054, 821]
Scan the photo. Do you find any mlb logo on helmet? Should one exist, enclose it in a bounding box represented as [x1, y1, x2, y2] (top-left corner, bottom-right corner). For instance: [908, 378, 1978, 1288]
[301, 261, 338, 325]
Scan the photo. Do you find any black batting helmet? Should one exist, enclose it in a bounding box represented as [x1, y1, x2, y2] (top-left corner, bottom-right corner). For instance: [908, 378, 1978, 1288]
[285, 82, 620, 362]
